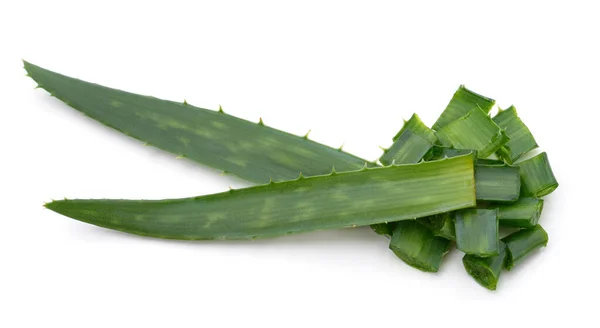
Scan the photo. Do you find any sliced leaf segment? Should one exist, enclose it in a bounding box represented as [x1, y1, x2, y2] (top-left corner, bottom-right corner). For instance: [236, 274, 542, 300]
[389, 221, 451, 272]
[502, 225, 548, 270]
[436, 107, 509, 158]
[493, 106, 538, 164]
[455, 209, 500, 256]
[474, 165, 520, 202]
[515, 152, 559, 197]
[462, 241, 507, 290]
[371, 223, 395, 237]
[45, 154, 477, 240]
[416, 212, 456, 241]
[24, 61, 372, 184]
[495, 198, 544, 228]
[381, 114, 437, 166]
[433, 85, 496, 130]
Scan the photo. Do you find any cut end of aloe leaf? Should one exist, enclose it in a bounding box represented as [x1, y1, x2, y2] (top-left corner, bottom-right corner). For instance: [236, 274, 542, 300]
[463, 256, 498, 290]
[462, 241, 507, 291]
[502, 225, 548, 271]
[433, 85, 496, 131]
[389, 221, 451, 272]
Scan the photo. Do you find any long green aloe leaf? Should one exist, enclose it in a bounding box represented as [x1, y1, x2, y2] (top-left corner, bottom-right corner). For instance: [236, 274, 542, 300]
[433, 85, 496, 130]
[380, 114, 437, 166]
[514, 152, 559, 197]
[389, 220, 451, 272]
[436, 107, 509, 158]
[493, 106, 538, 164]
[44, 154, 477, 240]
[24, 61, 373, 184]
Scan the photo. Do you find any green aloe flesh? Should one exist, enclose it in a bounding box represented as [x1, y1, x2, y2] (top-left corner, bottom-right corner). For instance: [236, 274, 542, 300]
[380, 114, 437, 166]
[502, 225, 548, 270]
[474, 165, 520, 202]
[416, 212, 456, 240]
[24, 61, 373, 184]
[462, 241, 507, 290]
[493, 106, 538, 164]
[44, 154, 477, 240]
[389, 220, 451, 272]
[436, 107, 509, 159]
[433, 85, 496, 130]
[496, 198, 544, 228]
[455, 209, 500, 257]
[371, 222, 396, 237]
[476, 158, 506, 166]
[514, 152, 559, 197]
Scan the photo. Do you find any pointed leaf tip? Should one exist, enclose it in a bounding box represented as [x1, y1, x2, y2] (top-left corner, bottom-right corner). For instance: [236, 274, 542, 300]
[258, 118, 265, 126]
[183, 99, 188, 105]
[218, 105, 224, 113]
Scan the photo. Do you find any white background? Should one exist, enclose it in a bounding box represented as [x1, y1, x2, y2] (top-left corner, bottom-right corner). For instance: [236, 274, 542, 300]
[1, 1, 598, 327]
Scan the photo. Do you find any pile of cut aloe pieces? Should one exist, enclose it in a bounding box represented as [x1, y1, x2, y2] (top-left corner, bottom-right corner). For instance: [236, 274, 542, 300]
[26, 61, 558, 290]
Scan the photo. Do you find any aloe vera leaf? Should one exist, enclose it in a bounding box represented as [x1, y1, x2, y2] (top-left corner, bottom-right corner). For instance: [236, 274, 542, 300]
[416, 212, 456, 241]
[495, 198, 544, 228]
[462, 241, 507, 290]
[24, 61, 373, 184]
[433, 85, 496, 130]
[502, 225, 548, 270]
[455, 209, 500, 257]
[514, 152, 559, 197]
[44, 154, 477, 240]
[389, 220, 451, 272]
[493, 106, 538, 164]
[474, 165, 520, 202]
[380, 114, 437, 166]
[436, 107, 509, 158]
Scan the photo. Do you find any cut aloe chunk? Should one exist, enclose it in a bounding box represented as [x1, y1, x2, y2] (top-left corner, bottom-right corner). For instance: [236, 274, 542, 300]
[514, 152, 559, 197]
[493, 106, 538, 164]
[433, 85, 496, 130]
[389, 220, 451, 272]
[455, 209, 500, 257]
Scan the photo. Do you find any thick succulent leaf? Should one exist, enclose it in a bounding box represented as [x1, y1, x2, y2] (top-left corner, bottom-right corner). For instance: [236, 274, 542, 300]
[45, 154, 477, 240]
[436, 107, 509, 158]
[433, 85, 496, 130]
[514, 152, 559, 197]
[24, 61, 372, 184]
[455, 209, 500, 257]
[493, 106, 538, 164]
[502, 225, 548, 270]
[462, 241, 507, 290]
[389, 221, 451, 272]
[493, 198, 544, 228]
